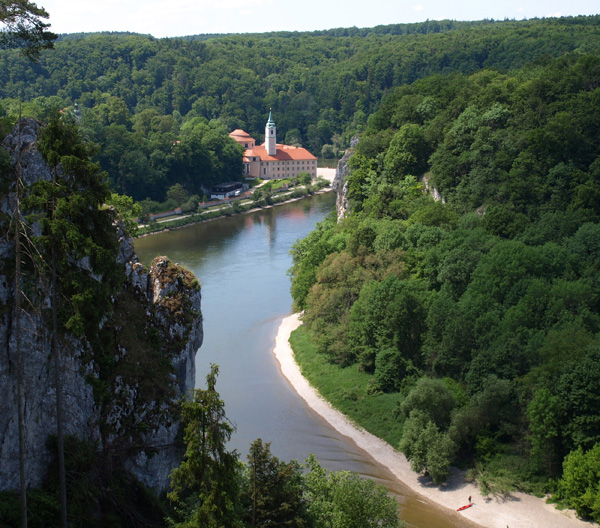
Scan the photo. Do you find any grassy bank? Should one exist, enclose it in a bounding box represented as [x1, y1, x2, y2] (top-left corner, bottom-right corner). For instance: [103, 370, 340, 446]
[136, 180, 330, 237]
[289, 324, 404, 447]
[290, 325, 556, 497]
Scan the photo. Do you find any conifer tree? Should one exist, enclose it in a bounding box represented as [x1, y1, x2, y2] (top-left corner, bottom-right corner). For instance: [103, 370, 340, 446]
[0, 0, 56, 59]
[168, 364, 241, 528]
[242, 439, 306, 527]
[25, 112, 119, 528]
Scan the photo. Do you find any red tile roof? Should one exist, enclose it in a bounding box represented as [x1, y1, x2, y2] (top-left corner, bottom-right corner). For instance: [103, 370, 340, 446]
[245, 143, 316, 161]
[230, 129, 253, 138]
[229, 129, 255, 141]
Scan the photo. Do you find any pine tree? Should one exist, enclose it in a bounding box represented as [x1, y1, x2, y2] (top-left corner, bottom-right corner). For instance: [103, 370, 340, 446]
[0, 0, 56, 59]
[168, 364, 241, 528]
[24, 112, 119, 527]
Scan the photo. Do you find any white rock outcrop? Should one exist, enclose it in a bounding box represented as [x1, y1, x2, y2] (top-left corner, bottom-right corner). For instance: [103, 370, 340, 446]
[332, 136, 359, 221]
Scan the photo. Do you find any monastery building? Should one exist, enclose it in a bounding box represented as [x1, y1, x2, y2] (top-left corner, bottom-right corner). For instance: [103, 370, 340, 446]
[229, 111, 317, 180]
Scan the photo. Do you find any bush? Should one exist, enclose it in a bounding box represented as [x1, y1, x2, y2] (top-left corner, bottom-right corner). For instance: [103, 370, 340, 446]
[181, 194, 200, 213]
[557, 444, 600, 522]
[298, 171, 312, 185]
[139, 197, 161, 215]
[399, 377, 456, 429]
[399, 410, 456, 483]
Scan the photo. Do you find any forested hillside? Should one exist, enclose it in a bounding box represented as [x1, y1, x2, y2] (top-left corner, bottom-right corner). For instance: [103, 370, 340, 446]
[2, 12, 600, 524]
[1, 16, 599, 203]
[289, 52, 600, 521]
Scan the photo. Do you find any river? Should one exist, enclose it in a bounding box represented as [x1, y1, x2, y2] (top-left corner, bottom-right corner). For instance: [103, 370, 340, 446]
[134, 193, 471, 528]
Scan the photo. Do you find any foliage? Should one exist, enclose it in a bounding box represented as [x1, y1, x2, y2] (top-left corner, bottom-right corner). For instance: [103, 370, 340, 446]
[396, 378, 458, 483]
[0, 114, 206, 526]
[348, 276, 428, 373]
[106, 192, 141, 235]
[556, 443, 600, 523]
[4, 9, 600, 517]
[241, 439, 306, 527]
[2, 16, 600, 202]
[168, 364, 241, 528]
[26, 113, 121, 341]
[303, 455, 401, 528]
[164, 366, 405, 528]
[289, 48, 600, 494]
[0, 0, 56, 59]
[398, 377, 456, 429]
[288, 212, 339, 311]
[399, 410, 455, 484]
[289, 325, 404, 447]
[0, 436, 168, 528]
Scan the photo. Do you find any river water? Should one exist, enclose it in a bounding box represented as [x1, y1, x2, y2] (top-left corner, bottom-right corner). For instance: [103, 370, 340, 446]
[134, 193, 471, 528]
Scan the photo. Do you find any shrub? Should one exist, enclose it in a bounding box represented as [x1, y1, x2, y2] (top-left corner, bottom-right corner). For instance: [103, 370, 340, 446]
[557, 444, 600, 522]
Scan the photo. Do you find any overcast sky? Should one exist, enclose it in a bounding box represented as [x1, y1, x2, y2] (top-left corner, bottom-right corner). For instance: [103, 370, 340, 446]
[39, 0, 599, 38]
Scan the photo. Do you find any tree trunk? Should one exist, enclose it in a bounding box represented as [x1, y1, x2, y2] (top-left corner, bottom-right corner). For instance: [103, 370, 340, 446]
[14, 116, 28, 528]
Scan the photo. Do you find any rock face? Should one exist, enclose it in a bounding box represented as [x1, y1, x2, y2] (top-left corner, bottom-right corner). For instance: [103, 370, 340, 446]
[333, 136, 359, 221]
[333, 137, 445, 217]
[420, 173, 445, 203]
[0, 119, 202, 492]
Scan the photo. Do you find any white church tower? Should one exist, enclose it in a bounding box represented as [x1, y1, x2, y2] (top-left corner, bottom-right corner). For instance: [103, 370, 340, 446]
[265, 109, 277, 156]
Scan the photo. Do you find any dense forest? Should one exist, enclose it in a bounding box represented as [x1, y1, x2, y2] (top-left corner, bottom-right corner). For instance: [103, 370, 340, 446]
[0, 110, 397, 527]
[2, 8, 600, 526]
[289, 48, 600, 521]
[1, 15, 600, 204]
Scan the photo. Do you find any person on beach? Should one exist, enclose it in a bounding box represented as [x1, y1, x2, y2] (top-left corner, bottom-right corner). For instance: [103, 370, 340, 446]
[469, 495, 472, 503]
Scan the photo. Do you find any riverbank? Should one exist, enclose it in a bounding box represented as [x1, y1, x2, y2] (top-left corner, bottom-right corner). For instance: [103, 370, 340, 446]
[272, 313, 593, 528]
[136, 168, 337, 238]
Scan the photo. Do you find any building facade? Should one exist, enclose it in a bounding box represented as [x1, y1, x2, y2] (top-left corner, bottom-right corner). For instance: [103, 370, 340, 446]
[229, 111, 317, 180]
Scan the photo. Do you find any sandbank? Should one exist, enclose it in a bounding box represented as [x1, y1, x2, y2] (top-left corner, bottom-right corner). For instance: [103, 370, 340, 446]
[272, 313, 593, 528]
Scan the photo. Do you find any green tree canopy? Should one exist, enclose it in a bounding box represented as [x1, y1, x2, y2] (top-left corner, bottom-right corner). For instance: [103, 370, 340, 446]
[303, 455, 401, 528]
[241, 439, 306, 528]
[168, 364, 240, 528]
[0, 0, 56, 59]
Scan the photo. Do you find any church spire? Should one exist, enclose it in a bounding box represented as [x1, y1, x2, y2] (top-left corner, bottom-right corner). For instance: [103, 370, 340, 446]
[265, 109, 277, 156]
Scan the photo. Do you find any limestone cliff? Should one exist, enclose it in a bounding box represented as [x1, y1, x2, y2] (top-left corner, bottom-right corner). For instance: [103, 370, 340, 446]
[332, 136, 359, 221]
[333, 137, 444, 219]
[0, 119, 202, 492]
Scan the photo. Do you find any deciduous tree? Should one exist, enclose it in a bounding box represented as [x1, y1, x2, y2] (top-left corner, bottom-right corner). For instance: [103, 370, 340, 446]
[303, 455, 401, 528]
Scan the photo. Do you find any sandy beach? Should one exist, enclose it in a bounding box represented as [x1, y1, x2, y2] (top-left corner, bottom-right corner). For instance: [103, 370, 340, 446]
[272, 313, 593, 528]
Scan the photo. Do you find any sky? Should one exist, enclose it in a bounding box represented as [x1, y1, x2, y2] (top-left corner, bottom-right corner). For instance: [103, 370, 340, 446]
[38, 0, 599, 38]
